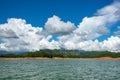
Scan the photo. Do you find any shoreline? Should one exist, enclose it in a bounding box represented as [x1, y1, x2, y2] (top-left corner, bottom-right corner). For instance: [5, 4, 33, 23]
[0, 57, 120, 60]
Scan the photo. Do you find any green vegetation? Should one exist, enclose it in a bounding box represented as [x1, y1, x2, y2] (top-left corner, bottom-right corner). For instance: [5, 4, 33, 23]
[78, 51, 120, 58]
[0, 50, 120, 58]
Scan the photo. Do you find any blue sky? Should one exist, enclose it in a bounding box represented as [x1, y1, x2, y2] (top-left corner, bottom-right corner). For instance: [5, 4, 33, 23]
[0, 0, 120, 52]
[0, 0, 113, 26]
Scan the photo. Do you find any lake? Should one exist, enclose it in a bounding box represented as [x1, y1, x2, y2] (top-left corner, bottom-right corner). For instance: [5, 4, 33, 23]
[0, 60, 120, 80]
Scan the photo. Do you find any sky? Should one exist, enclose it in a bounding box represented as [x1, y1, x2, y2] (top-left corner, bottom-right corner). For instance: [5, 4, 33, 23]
[0, 0, 120, 53]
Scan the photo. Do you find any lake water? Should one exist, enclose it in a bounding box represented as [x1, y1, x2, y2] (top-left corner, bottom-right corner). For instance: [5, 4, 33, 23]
[0, 60, 120, 80]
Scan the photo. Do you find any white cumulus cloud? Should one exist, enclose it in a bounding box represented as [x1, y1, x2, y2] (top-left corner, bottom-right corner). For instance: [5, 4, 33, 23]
[0, 18, 60, 52]
[45, 15, 76, 34]
[60, 36, 120, 52]
[58, 1, 120, 52]
[74, 1, 120, 40]
[1, 1, 120, 53]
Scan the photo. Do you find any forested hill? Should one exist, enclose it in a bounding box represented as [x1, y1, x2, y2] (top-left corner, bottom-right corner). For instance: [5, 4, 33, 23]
[0, 50, 120, 58]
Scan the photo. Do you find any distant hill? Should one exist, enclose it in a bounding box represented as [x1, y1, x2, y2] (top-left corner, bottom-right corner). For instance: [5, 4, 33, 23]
[0, 50, 120, 58]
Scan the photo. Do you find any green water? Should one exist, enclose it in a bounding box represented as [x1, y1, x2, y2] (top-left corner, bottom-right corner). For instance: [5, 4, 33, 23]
[0, 60, 120, 80]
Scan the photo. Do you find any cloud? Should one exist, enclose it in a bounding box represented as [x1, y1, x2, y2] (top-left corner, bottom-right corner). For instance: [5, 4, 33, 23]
[0, 18, 60, 52]
[59, 1, 120, 46]
[0, 29, 18, 39]
[60, 36, 120, 52]
[101, 36, 120, 52]
[74, 16, 109, 40]
[58, 1, 120, 52]
[74, 1, 120, 40]
[45, 15, 76, 34]
[1, 1, 120, 52]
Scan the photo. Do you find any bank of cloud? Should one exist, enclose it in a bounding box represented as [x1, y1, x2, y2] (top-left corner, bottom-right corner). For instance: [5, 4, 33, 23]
[0, 1, 120, 52]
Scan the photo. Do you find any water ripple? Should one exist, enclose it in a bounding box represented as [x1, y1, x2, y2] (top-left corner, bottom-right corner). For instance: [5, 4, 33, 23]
[0, 60, 120, 80]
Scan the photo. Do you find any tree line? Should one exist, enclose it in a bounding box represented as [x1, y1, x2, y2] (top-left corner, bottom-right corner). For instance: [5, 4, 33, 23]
[0, 50, 120, 58]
